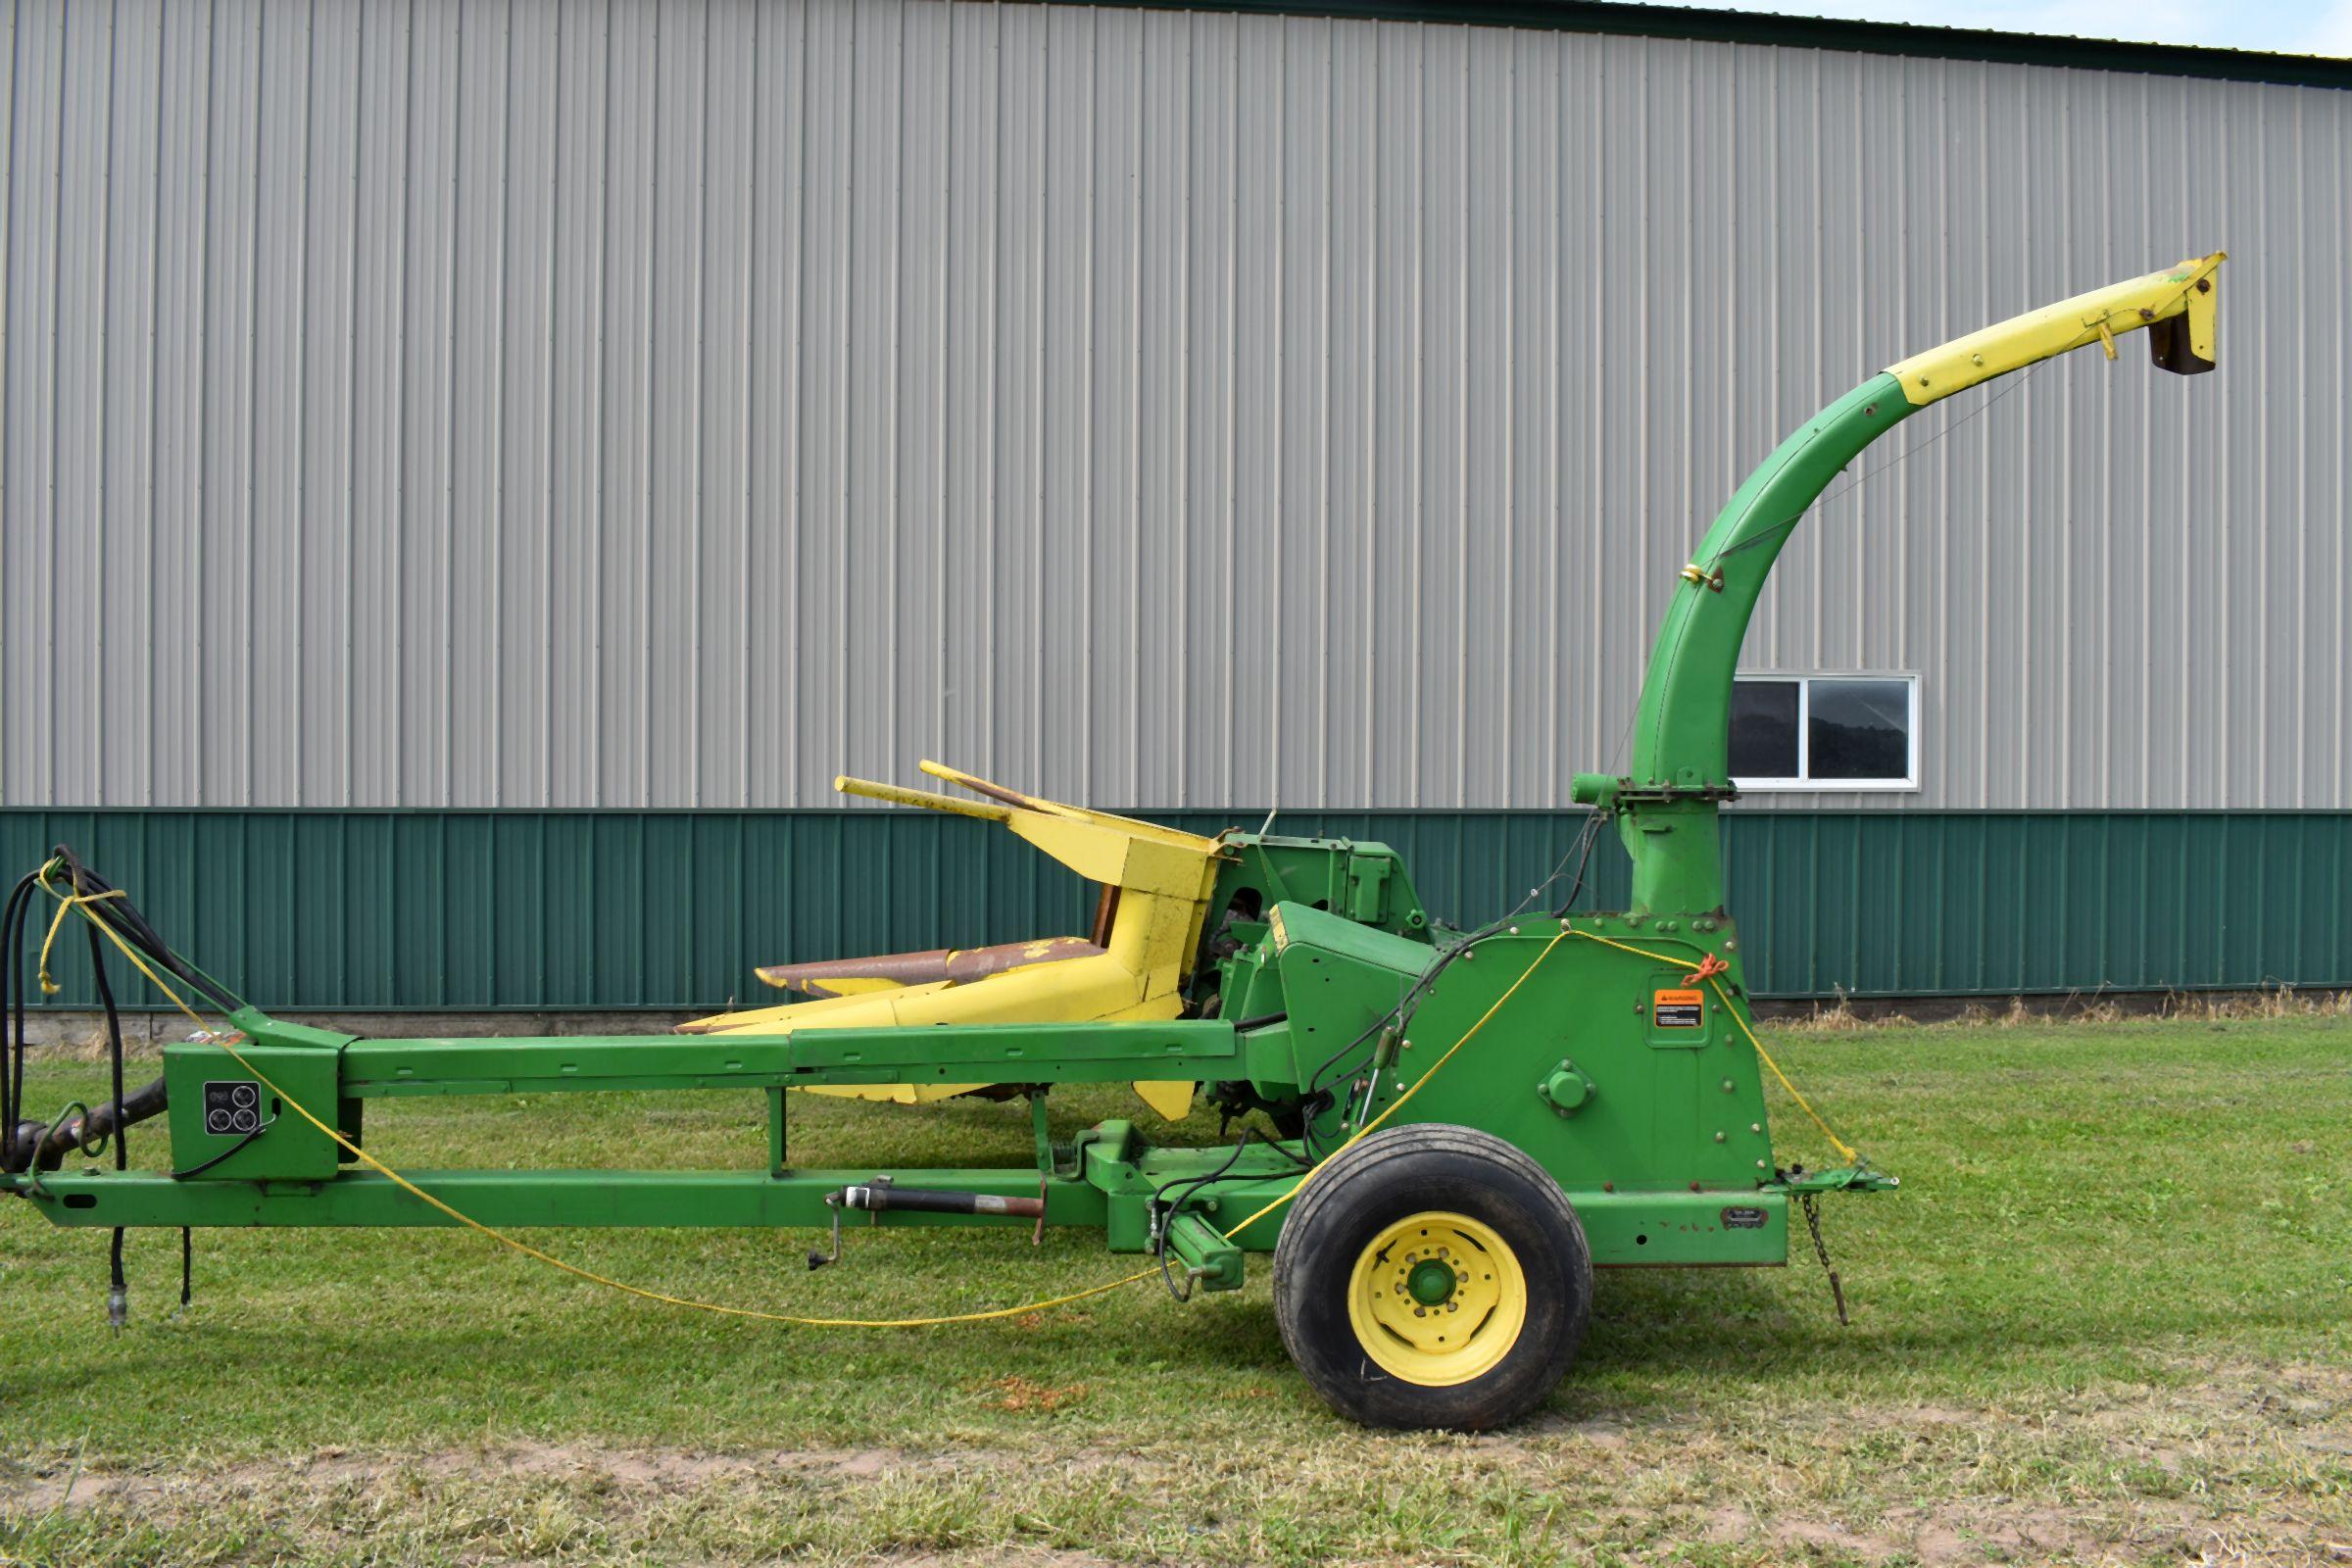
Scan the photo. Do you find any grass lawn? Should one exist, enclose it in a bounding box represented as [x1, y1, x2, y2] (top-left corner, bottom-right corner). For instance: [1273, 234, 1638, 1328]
[0, 1010, 2346, 1565]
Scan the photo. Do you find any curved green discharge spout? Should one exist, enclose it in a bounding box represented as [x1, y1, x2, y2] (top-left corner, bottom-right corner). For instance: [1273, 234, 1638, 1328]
[1610, 375, 1914, 914]
[1574, 253, 2227, 917]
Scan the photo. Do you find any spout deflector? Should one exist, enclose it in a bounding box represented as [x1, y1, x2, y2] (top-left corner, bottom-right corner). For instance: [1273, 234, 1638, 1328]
[1883, 251, 2223, 406]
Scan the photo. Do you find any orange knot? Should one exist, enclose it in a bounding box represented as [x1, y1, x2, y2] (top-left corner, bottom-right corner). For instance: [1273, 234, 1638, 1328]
[1686, 953, 1730, 984]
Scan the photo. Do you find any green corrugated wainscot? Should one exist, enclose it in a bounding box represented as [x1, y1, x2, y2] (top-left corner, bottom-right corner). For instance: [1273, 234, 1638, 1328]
[3, 809, 2344, 1009]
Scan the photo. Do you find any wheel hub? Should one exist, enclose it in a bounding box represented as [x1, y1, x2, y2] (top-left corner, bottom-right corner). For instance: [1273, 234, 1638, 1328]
[1405, 1258, 1456, 1305]
[1346, 1211, 1528, 1387]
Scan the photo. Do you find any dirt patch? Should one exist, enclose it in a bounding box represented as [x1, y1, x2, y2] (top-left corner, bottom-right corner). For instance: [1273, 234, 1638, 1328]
[1681, 1373, 2351, 1566]
[4, 1371, 2345, 1565]
[1708, 1496, 2291, 1567]
[0, 1438, 1004, 1516]
[977, 1374, 1090, 1412]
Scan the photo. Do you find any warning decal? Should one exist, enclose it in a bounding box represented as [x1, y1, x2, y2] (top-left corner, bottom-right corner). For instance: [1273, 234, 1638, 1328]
[1652, 988, 1704, 1028]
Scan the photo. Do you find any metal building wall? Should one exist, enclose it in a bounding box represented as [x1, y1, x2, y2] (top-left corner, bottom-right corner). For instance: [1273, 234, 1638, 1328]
[3, 0, 2347, 813]
[9, 807, 2347, 1005]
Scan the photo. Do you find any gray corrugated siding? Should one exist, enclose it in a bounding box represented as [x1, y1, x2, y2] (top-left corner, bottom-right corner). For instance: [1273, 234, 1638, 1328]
[3, 0, 2346, 812]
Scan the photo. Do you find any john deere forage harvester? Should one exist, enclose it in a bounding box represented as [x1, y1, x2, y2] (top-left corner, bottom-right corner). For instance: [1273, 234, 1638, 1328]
[3, 253, 2225, 1429]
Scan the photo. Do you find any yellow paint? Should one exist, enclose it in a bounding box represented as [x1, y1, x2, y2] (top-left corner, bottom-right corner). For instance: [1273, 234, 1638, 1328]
[1345, 1210, 1528, 1387]
[683, 762, 1230, 1120]
[833, 774, 1011, 822]
[758, 937, 1096, 996]
[1130, 1080, 1198, 1121]
[763, 974, 908, 998]
[918, 759, 1223, 856]
[1885, 251, 2224, 408]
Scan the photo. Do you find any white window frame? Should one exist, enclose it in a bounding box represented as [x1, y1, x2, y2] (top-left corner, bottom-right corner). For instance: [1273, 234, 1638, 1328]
[1730, 671, 1921, 793]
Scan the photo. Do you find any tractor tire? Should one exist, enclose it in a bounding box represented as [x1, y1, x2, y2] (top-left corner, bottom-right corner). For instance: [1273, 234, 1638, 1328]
[1272, 1124, 1591, 1430]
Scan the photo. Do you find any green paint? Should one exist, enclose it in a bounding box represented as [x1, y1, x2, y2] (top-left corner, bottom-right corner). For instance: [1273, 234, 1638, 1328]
[1207, 832, 1429, 941]
[336, 1020, 1256, 1099]
[12, 808, 2338, 1008]
[1160, 1211, 1245, 1292]
[1584, 375, 1917, 914]
[21, 1167, 1106, 1231]
[1540, 1066, 1591, 1113]
[1407, 1258, 1455, 1304]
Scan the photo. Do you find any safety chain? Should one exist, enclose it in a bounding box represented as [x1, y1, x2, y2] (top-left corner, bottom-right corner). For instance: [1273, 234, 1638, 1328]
[1798, 1191, 1848, 1327]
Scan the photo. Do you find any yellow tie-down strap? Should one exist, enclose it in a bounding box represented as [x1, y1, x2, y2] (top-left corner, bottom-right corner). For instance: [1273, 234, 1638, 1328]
[47, 882, 1865, 1331]
[43, 879, 1589, 1330]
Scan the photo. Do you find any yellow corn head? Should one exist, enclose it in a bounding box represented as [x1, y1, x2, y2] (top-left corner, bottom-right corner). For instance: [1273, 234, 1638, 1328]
[678, 761, 1224, 1121]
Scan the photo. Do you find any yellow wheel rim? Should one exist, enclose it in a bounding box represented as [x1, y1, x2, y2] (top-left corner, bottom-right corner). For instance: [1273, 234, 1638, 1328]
[1345, 1210, 1527, 1387]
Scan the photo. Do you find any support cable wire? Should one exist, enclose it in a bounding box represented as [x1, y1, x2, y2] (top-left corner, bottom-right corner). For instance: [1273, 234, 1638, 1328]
[1696, 359, 2051, 578]
[1692, 268, 2209, 591]
[1628, 354, 2065, 786]
[1642, 277, 2203, 801]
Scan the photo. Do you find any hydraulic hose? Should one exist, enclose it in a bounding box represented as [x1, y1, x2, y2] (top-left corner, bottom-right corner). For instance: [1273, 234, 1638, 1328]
[2, 852, 190, 1172]
[1, 871, 36, 1155]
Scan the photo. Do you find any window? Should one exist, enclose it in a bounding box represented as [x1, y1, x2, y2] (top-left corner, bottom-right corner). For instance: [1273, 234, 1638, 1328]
[1728, 674, 1917, 790]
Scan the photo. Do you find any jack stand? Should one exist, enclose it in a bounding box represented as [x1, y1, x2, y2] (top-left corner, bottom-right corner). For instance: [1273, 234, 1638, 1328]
[808, 1194, 843, 1271]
